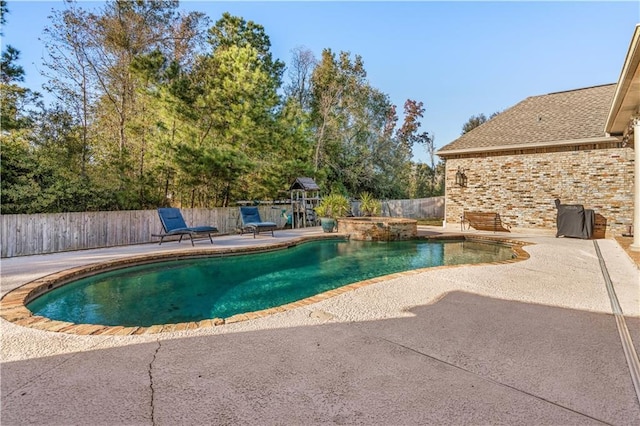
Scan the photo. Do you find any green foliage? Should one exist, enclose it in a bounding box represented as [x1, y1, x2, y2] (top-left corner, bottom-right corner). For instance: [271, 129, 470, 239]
[0, 124, 99, 213]
[358, 192, 381, 217]
[1, 45, 24, 84]
[411, 161, 444, 198]
[315, 193, 350, 219]
[1, 43, 40, 132]
[176, 16, 283, 205]
[308, 49, 418, 198]
[207, 12, 284, 85]
[461, 111, 500, 135]
[2, 3, 445, 214]
[0, 0, 7, 30]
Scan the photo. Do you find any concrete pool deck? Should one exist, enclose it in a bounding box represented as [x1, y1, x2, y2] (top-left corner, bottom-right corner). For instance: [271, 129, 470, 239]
[1, 226, 639, 424]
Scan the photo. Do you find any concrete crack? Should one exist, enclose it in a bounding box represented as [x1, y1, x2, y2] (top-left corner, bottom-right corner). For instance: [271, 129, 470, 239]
[149, 340, 161, 426]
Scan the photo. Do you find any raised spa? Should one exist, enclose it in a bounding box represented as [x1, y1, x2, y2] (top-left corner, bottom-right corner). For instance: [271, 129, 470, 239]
[337, 217, 417, 241]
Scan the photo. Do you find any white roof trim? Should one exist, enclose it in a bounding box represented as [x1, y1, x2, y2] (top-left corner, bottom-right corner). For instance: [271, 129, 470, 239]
[605, 24, 640, 134]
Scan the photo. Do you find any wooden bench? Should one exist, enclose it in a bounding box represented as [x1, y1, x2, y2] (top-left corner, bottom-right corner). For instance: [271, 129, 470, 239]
[461, 212, 511, 232]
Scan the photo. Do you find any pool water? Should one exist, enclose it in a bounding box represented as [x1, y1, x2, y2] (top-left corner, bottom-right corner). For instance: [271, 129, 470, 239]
[27, 239, 514, 327]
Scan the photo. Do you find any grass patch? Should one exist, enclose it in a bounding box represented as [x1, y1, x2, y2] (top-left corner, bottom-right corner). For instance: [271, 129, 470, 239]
[416, 218, 444, 226]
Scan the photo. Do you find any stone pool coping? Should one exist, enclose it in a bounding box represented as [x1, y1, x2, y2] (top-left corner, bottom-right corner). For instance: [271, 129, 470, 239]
[0, 233, 531, 336]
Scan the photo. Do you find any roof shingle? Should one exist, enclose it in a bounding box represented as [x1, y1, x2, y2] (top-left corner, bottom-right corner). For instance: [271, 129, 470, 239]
[437, 84, 617, 155]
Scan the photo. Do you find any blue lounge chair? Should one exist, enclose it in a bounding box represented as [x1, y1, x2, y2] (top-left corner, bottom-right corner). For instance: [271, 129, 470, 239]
[155, 208, 218, 246]
[240, 206, 277, 238]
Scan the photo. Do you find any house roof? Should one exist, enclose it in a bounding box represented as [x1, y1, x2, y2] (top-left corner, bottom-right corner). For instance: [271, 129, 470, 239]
[437, 84, 619, 157]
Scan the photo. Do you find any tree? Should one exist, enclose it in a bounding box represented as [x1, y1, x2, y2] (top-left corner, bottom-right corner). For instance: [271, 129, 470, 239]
[309, 49, 344, 174]
[395, 99, 425, 159]
[310, 49, 373, 184]
[4, 2, 442, 213]
[206, 12, 284, 84]
[0, 1, 46, 213]
[25, 106, 98, 212]
[0, 0, 6, 28]
[262, 97, 315, 198]
[0, 0, 40, 131]
[284, 46, 317, 111]
[0, 46, 39, 131]
[461, 111, 501, 134]
[309, 49, 419, 198]
[40, 0, 208, 209]
[41, 3, 96, 181]
[167, 13, 283, 206]
[396, 100, 423, 151]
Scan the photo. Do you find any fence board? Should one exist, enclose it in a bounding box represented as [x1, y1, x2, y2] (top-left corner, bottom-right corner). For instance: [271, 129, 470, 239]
[1, 214, 16, 257]
[352, 197, 445, 219]
[0, 197, 444, 258]
[386, 197, 445, 219]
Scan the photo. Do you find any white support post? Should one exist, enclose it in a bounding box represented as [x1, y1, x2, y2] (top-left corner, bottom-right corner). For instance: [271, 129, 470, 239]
[631, 117, 640, 251]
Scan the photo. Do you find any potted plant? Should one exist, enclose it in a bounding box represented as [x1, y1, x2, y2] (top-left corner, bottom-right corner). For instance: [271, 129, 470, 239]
[315, 193, 350, 232]
[358, 192, 382, 217]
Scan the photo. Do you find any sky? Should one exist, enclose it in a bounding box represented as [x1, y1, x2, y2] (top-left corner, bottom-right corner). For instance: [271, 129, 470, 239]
[2, 1, 640, 163]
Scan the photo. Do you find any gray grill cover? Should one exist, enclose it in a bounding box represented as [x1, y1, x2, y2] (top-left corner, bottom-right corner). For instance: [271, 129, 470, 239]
[554, 199, 594, 239]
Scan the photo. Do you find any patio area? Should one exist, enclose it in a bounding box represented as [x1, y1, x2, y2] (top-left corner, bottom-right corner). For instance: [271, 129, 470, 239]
[1, 226, 639, 425]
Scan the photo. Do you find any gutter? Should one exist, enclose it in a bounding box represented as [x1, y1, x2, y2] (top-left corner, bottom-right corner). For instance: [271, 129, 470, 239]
[436, 136, 621, 158]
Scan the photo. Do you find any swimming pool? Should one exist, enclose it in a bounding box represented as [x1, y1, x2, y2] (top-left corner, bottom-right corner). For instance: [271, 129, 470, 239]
[26, 239, 516, 327]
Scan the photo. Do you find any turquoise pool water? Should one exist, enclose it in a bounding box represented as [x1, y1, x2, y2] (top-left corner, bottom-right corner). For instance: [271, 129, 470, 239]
[27, 239, 514, 327]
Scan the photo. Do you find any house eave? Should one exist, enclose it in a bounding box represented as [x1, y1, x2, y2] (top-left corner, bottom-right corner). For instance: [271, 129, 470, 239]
[436, 136, 621, 158]
[605, 24, 640, 134]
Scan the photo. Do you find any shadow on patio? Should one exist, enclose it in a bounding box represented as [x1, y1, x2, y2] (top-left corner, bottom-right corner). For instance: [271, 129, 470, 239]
[2, 291, 639, 425]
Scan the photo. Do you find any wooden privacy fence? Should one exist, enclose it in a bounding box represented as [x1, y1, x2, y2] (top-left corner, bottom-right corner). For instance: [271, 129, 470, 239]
[381, 197, 444, 219]
[0, 197, 444, 258]
[0, 207, 281, 258]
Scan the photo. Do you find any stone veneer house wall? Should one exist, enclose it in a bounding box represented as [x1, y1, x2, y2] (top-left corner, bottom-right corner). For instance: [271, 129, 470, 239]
[437, 84, 634, 236]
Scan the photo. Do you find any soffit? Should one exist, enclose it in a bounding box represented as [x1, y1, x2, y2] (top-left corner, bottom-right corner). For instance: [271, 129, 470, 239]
[606, 24, 640, 135]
